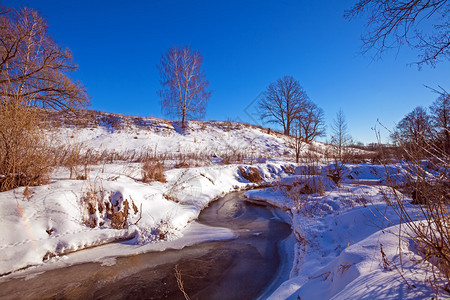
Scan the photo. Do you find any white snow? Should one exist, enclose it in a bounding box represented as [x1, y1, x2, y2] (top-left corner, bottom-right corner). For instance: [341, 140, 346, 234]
[246, 164, 449, 299]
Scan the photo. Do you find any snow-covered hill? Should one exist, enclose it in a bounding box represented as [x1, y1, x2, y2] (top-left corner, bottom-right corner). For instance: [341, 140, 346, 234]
[49, 114, 314, 162]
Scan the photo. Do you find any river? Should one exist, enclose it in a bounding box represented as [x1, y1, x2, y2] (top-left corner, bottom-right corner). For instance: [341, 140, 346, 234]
[0, 191, 292, 299]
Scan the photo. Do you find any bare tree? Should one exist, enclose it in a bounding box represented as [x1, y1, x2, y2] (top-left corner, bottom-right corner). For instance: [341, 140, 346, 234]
[331, 109, 352, 161]
[258, 76, 308, 135]
[158, 45, 211, 129]
[393, 106, 433, 152]
[0, 6, 88, 191]
[296, 100, 326, 143]
[291, 119, 305, 163]
[430, 92, 450, 154]
[0, 7, 88, 109]
[345, 0, 449, 66]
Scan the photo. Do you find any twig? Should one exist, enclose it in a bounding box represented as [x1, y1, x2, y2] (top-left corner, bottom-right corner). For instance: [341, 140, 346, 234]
[174, 264, 190, 300]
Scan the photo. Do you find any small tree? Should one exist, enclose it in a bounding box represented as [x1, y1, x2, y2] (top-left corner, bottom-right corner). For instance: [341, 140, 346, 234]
[331, 109, 352, 161]
[296, 100, 326, 143]
[291, 119, 305, 163]
[158, 45, 211, 129]
[258, 76, 308, 135]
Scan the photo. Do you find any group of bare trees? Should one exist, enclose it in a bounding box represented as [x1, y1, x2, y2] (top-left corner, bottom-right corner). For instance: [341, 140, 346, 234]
[393, 90, 450, 156]
[257, 76, 325, 162]
[347, 2, 450, 292]
[258, 76, 325, 139]
[0, 6, 88, 191]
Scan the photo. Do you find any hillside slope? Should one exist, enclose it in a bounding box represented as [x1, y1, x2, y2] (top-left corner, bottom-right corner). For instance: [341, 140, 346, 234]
[47, 111, 338, 164]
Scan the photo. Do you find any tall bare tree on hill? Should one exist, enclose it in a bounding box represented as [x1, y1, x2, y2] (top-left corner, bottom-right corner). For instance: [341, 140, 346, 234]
[258, 76, 308, 135]
[158, 45, 211, 129]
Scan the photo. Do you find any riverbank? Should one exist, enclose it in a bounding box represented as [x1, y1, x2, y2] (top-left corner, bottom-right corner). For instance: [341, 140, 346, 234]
[0, 192, 292, 299]
[0, 162, 295, 277]
[245, 176, 450, 299]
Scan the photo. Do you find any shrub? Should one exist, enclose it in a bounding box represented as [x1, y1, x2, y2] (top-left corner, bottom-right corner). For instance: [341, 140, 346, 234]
[142, 161, 167, 183]
[0, 101, 52, 191]
[326, 161, 346, 186]
[381, 134, 450, 294]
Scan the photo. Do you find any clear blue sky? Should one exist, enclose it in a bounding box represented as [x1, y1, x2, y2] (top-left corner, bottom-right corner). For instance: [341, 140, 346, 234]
[6, 0, 450, 144]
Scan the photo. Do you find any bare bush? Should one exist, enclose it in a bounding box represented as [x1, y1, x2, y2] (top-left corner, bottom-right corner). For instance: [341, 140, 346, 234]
[0, 100, 52, 191]
[326, 161, 347, 186]
[142, 161, 167, 183]
[381, 128, 450, 294]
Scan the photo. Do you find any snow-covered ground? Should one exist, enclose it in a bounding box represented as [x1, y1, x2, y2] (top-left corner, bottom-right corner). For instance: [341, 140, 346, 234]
[246, 164, 449, 299]
[0, 162, 296, 276]
[1, 116, 447, 299]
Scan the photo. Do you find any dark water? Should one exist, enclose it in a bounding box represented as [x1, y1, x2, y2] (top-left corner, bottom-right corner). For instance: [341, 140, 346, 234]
[0, 191, 291, 300]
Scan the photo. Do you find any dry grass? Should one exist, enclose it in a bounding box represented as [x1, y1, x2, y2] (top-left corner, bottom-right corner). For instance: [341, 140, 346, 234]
[82, 179, 140, 229]
[380, 130, 450, 294]
[238, 166, 263, 184]
[142, 161, 167, 183]
[82, 180, 105, 228]
[0, 100, 53, 191]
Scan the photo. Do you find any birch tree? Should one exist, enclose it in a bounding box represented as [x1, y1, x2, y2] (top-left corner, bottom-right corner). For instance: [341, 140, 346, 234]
[158, 45, 211, 129]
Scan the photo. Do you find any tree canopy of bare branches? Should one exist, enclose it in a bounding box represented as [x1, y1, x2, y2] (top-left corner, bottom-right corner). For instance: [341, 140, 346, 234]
[295, 100, 326, 143]
[0, 6, 89, 110]
[345, 0, 449, 66]
[430, 91, 450, 154]
[158, 45, 211, 129]
[394, 106, 433, 148]
[258, 76, 309, 135]
[0, 5, 88, 191]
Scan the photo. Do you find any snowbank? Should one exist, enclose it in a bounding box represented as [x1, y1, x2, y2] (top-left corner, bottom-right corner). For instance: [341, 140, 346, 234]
[245, 172, 450, 299]
[0, 162, 295, 276]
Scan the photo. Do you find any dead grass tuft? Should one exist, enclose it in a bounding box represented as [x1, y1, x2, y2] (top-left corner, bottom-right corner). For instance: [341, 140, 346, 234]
[238, 166, 263, 184]
[142, 161, 167, 183]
